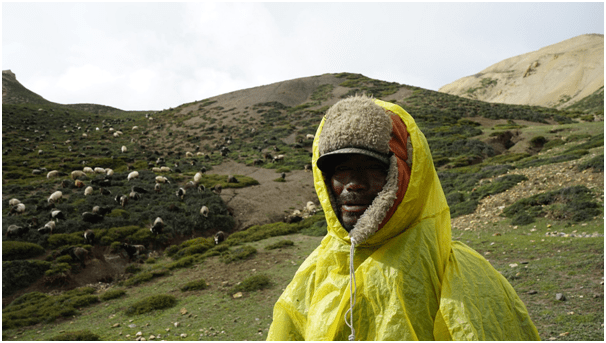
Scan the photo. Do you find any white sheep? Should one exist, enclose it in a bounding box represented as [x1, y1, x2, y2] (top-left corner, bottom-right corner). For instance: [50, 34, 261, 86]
[272, 154, 285, 163]
[48, 191, 63, 204]
[154, 183, 161, 193]
[185, 151, 194, 158]
[200, 205, 209, 218]
[109, 128, 115, 132]
[306, 201, 317, 214]
[121, 146, 127, 153]
[47, 170, 60, 178]
[71, 170, 86, 180]
[160, 166, 171, 173]
[194, 172, 203, 184]
[152, 167, 162, 173]
[155, 176, 170, 184]
[10, 203, 26, 215]
[132, 126, 138, 130]
[84, 186, 93, 196]
[82, 133, 87, 138]
[8, 198, 21, 207]
[306, 134, 315, 140]
[94, 167, 106, 174]
[83, 167, 94, 174]
[196, 152, 204, 157]
[106, 168, 114, 176]
[127, 171, 139, 181]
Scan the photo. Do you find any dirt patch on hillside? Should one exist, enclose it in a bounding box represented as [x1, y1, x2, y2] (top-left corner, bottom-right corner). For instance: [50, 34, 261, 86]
[210, 161, 318, 230]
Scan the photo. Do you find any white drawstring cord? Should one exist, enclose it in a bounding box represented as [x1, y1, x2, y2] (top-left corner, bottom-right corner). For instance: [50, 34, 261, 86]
[344, 242, 357, 341]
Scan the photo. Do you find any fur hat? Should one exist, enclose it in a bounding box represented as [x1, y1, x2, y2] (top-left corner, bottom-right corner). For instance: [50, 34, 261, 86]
[317, 95, 392, 172]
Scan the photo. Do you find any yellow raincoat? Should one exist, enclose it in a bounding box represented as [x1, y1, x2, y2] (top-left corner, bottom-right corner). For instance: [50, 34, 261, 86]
[267, 99, 540, 340]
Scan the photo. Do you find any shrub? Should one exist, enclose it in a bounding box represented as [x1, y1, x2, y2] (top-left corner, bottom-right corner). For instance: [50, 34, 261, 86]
[125, 264, 142, 274]
[300, 219, 328, 237]
[145, 257, 156, 264]
[45, 262, 71, 276]
[220, 245, 257, 264]
[265, 240, 294, 250]
[2, 260, 52, 296]
[50, 330, 101, 341]
[3, 287, 98, 329]
[99, 289, 126, 301]
[577, 154, 604, 173]
[233, 274, 271, 293]
[56, 255, 73, 263]
[122, 269, 169, 287]
[47, 232, 84, 249]
[124, 294, 177, 316]
[167, 256, 195, 270]
[471, 174, 528, 200]
[180, 278, 209, 291]
[3, 241, 45, 261]
[100, 226, 139, 245]
[529, 135, 547, 148]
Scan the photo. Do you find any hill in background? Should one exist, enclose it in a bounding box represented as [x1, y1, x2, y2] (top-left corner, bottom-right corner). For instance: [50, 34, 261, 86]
[439, 34, 604, 113]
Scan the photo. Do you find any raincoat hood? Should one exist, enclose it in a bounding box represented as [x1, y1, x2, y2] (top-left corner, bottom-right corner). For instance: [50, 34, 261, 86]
[267, 97, 540, 341]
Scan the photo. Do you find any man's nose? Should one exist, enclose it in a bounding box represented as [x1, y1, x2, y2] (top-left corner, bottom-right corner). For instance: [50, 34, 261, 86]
[344, 172, 368, 192]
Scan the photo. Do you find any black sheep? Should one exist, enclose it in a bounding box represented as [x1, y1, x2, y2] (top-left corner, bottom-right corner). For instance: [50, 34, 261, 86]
[83, 229, 95, 245]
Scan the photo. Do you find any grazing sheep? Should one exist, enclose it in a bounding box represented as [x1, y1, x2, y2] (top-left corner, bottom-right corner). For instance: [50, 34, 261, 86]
[154, 183, 161, 193]
[100, 187, 112, 195]
[121, 243, 147, 262]
[227, 175, 239, 183]
[127, 171, 139, 181]
[106, 168, 114, 176]
[82, 212, 104, 223]
[200, 206, 209, 218]
[305, 201, 317, 215]
[281, 172, 286, 180]
[83, 167, 94, 174]
[38, 220, 56, 235]
[132, 126, 138, 130]
[176, 187, 186, 200]
[214, 231, 225, 245]
[84, 186, 94, 196]
[129, 191, 141, 200]
[48, 191, 63, 204]
[91, 177, 110, 187]
[197, 184, 206, 193]
[8, 198, 21, 207]
[272, 154, 285, 163]
[212, 184, 222, 195]
[74, 179, 85, 188]
[160, 166, 171, 173]
[92, 205, 112, 216]
[304, 164, 312, 172]
[185, 181, 196, 189]
[50, 210, 66, 222]
[120, 195, 128, 208]
[150, 217, 164, 235]
[306, 134, 315, 140]
[152, 167, 162, 173]
[194, 172, 203, 184]
[201, 166, 207, 174]
[83, 229, 95, 245]
[185, 151, 194, 158]
[94, 167, 106, 174]
[155, 176, 170, 184]
[47, 170, 60, 178]
[6, 225, 28, 238]
[71, 170, 86, 180]
[121, 146, 127, 153]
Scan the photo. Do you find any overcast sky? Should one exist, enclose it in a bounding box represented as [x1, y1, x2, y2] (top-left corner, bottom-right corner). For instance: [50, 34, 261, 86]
[3, 2, 604, 111]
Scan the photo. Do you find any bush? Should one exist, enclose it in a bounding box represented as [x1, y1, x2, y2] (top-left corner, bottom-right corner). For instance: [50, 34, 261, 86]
[180, 278, 209, 291]
[300, 219, 328, 237]
[529, 135, 547, 148]
[124, 294, 177, 316]
[125, 264, 142, 274]
[3, 287, 98, 329]
[471, 174, 528, 200]
[577, 154, 604, 173]
[99, 289, 126, 301]
[123, 269, 169, 287]
[47, 232, 84, 249]
[50, 330, 101, 341]
[220, 245, 257, 264]
[233, 274, 271, 293]
[3, 241, 45, 261]
[265, 240, 294, 250]
[100, 226, 139, 245]
[2, 260, 52, 296]
[167, 256, 195, 270]
[45, 262, 71, 276]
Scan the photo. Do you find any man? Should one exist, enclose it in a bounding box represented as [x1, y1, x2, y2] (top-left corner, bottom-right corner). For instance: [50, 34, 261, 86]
[267, 94, 540, 340]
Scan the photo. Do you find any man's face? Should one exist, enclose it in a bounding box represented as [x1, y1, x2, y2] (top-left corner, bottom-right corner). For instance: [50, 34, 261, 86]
[329, 154, 388, 232]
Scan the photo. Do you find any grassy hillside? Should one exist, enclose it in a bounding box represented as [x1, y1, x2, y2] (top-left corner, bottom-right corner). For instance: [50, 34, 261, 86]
[2, 72, 603, 341]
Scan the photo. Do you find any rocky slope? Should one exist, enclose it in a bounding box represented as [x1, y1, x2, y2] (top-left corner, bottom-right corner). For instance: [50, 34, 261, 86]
[439, 34, 604, 109]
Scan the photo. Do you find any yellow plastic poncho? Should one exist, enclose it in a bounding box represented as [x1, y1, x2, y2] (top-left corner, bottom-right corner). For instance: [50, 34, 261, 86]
[267, 99, 540, 341]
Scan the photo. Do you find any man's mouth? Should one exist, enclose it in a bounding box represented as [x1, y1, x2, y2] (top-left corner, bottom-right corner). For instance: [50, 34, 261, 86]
[342, 204, 369, 213]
